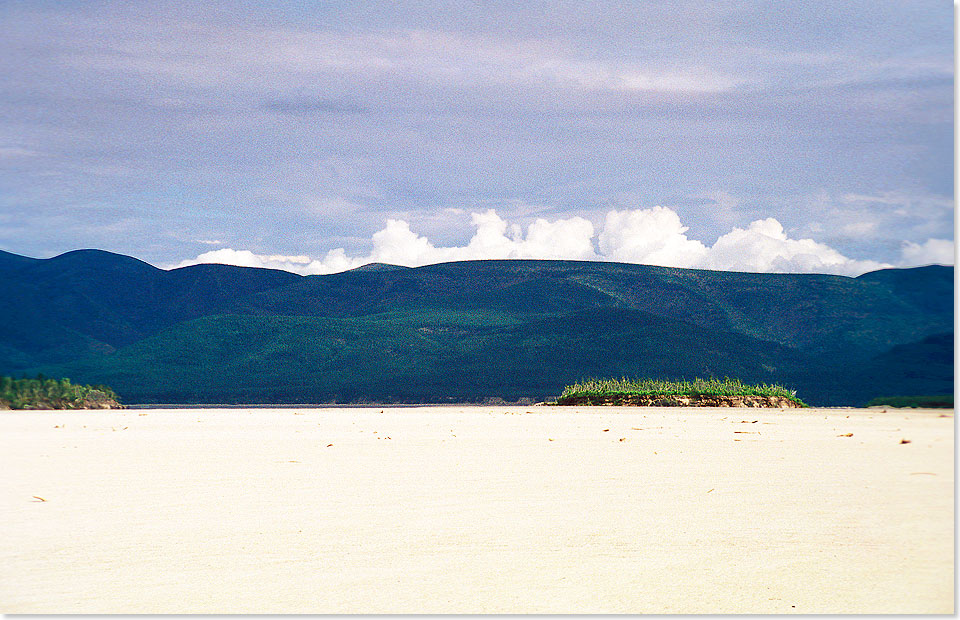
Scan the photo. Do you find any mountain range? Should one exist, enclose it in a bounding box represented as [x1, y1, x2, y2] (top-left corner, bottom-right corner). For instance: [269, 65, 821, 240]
[0, 248, 953, 406]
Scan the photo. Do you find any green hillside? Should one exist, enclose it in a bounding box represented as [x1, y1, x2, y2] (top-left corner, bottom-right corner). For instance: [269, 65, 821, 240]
[40, 307, 816, 404]
[0, 249, 953, 406]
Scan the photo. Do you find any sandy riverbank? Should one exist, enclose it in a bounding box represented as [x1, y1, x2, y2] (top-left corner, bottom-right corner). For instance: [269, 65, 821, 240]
[0, 406, 953, 613]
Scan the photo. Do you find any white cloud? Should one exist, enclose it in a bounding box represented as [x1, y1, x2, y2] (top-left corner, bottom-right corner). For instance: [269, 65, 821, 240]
[174, 206, 911, 277]
[593, 210, 890, 276]
[173, 248, 363, 275]
[365, 210, 596, 265]
[702, 218, 889, 276]
[900, 239, 954, 267]
[368, 219, 443, 266]
[521, 215, 596, 260]
[314, 248, 367, 274]
[598, 207, 707, 268]
[177, 249, 268, 269]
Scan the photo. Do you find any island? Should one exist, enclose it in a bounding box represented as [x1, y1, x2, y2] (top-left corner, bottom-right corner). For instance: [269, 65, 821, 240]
[0, 376, 123, 410]
[551, 378, 807, 408]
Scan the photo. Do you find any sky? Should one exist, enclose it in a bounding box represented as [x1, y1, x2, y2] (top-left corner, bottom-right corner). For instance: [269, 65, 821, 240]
[0, 0, 953, 276]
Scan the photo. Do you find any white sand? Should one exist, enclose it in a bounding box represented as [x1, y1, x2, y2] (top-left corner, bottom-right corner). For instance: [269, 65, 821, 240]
[0, 406, 953, 614]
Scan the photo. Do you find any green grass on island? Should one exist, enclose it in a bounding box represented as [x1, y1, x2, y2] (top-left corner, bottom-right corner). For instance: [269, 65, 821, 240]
[0, 376, 122, 410]
[555, 377, 808, 407]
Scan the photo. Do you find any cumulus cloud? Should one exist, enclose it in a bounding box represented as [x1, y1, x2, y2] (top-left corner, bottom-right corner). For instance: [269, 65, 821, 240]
[900, 239, 954, 267]
[363, 210, 596, 265]
[173, 210, 597, 274]
[173, 248, 364, 275]
[594, 209, 889, 276]
[174, 207, 917, 277]
[598, 207, 707, 268]
[702, 219, 889, 276]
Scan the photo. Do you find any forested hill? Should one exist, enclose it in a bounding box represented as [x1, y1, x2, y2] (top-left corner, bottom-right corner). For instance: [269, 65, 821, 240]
[0, 248, 952, 406]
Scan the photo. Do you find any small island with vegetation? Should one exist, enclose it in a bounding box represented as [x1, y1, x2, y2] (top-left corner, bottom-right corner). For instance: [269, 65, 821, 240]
[552, 378, 807, 408]
[0, 376, 123, 410]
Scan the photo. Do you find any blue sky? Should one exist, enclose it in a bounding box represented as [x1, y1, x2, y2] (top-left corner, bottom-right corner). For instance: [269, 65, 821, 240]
[0, 1, 953, 275]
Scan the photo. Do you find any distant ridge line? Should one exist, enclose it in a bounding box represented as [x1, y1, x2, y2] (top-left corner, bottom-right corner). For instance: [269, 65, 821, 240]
[0, 247, 954, 278]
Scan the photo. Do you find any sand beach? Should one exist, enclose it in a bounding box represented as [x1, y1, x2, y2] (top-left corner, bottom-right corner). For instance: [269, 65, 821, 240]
[0, 406, 953, 613]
